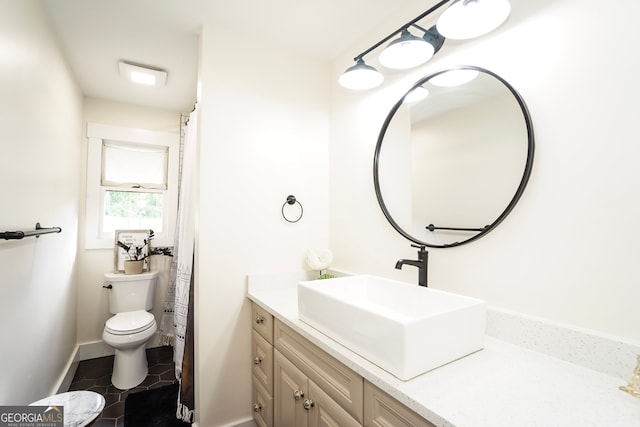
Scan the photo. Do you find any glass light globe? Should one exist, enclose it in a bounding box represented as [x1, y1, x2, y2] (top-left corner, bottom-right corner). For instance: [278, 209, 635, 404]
[403, 86, 429, 103]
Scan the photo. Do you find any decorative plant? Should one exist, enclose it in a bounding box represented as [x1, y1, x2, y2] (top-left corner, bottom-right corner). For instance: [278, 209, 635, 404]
[117, 229, 154, 261]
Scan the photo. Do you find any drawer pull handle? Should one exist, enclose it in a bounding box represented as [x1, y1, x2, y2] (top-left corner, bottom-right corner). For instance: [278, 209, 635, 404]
[255, 315, 265, 324]
[303, 399, 315, 410]
[253, 356, 262, 365]
[253, 403, 262, 412]
[293, 389, 304, 400]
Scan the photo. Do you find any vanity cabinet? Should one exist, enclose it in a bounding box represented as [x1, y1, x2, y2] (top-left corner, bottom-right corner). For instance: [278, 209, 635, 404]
[252, 304, 274, 427]
[250, 302, 434, 427]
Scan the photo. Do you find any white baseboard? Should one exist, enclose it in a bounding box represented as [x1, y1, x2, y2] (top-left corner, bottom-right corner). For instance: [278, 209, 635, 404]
[190, 417, 254, 427]
[78, 340, 115, 360]
[227, 419, 257, 427]
[54, 345, 80, 393]
[75, 339, 166, 361]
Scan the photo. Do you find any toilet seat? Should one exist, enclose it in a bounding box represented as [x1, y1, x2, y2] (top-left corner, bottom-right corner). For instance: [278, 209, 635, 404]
[105, 311, 155, 335]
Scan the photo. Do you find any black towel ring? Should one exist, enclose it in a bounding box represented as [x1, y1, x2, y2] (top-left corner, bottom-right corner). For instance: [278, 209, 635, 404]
[282, 195, 303, 223]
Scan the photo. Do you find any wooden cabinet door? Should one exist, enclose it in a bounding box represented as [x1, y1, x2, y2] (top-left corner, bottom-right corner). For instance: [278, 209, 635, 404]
[274, 350, 309, 427]
[308, 380, 362, 427]
[364, 381, 434, 427]
[275, 320, 364, 423]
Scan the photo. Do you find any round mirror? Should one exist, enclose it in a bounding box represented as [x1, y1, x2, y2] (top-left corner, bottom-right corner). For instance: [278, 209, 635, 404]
[374, 66, 534, 248]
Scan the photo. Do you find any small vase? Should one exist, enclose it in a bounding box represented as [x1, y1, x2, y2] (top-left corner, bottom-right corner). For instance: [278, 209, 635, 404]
[124, 260, 144, 275]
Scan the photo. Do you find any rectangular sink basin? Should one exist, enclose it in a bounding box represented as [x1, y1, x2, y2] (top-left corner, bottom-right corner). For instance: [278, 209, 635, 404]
[298, 275, 486, 380]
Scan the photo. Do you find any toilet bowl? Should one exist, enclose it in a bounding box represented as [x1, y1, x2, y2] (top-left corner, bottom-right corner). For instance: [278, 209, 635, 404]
[102, 310, 157, 390]
[102, 271, 158, 390]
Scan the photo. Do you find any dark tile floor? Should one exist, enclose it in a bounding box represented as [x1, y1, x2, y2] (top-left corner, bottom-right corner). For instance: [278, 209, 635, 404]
[68, 346, 177, 427]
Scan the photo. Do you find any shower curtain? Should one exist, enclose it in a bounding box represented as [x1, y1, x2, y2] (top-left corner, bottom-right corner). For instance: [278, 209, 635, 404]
[159, 107, 197, 423]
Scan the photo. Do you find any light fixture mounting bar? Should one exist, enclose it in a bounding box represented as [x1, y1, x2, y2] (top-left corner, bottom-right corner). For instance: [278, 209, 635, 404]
[411, 23, 429, 32]
[352, 0, 452, 61]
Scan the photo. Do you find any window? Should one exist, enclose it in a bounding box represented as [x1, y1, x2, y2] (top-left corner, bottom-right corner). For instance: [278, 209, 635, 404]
[86, 123, 179, 249]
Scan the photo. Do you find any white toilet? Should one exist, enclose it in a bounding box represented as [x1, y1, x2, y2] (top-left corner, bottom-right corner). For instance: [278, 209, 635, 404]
[102, 271, 158, 390]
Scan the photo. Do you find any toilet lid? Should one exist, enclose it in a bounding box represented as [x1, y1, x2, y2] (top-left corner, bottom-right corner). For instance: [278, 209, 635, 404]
[105, 311, 155, 335]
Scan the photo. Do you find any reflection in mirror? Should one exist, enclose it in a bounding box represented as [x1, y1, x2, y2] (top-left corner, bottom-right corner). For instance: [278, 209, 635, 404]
[374, 66, 534, 248]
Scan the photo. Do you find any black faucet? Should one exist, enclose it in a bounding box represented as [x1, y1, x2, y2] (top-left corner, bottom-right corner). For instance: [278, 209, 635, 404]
[395, 244, 429, 287]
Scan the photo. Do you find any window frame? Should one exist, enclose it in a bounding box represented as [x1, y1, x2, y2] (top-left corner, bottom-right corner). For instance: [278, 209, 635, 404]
[85, 123, 179, 249]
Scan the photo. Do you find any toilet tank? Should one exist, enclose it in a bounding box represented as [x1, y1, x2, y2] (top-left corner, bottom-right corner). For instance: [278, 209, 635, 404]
[104, 271, 158, 314]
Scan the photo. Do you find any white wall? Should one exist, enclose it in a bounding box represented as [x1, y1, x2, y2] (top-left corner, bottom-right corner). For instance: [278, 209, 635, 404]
[77, 98, 180, 348]
[0, 1, 82, 404]
[197, 25, 330, 426]
[330, 0, 640, 342]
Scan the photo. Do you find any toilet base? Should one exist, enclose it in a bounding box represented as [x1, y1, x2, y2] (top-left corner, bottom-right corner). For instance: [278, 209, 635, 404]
[111, 346, 149, 390]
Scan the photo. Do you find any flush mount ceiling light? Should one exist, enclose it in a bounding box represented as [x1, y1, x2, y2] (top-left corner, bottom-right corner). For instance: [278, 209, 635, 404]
[119, 61, 167, 86]
[338, 0, 510, 90]
[379, 28, 435, 70]
[437, 0, 511, 40]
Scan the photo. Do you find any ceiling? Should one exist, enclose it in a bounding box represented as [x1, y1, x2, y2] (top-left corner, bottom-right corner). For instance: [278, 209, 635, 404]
[38, 0, 416, 112]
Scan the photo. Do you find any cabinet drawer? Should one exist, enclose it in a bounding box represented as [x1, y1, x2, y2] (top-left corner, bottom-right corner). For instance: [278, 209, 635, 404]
[252, 330, 273, 392]
[252, 303, 274, 344]
[252, 374, 273, 427]
[274, 320, 363, 423]
[364, 381, 435, 427]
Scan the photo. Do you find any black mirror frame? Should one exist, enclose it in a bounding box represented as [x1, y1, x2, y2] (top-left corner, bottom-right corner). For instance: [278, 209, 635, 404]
[373, 66, 535, 248]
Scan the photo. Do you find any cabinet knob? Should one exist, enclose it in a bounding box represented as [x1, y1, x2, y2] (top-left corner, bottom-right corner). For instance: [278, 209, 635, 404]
[293, 389, 304, 400]
[253, 403, 262, 412]
[253, 356, 262, 365]
[255, 315, 264, 324]
[302, 399, 315, 410]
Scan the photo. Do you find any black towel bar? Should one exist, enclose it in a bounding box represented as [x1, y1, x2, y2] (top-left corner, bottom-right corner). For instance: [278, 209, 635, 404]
[1, 223, 62, 240]
[426, 224, 489, 232]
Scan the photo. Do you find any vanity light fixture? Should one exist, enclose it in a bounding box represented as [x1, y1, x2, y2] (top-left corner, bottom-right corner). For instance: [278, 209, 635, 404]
[119, 61, 168, 87]
[338, 58, 384, 90]
[339, 0, 510, 90]
[403, 86, 430, 103]
[379, 28, 435, 70]
[436, 0, 511, 40]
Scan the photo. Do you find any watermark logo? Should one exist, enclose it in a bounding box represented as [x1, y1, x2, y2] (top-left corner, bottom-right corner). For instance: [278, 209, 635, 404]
[0, 405, 63, 427]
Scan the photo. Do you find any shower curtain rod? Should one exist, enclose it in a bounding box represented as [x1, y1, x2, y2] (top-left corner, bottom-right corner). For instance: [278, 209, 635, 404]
[1, 223, 62, 240]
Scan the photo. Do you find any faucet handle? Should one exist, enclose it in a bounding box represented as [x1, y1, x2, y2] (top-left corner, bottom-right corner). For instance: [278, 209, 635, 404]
[410, 244, 428, 261]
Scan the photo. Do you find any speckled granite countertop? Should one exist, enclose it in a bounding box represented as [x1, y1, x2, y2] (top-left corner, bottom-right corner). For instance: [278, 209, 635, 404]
[247, 271, 640, 427]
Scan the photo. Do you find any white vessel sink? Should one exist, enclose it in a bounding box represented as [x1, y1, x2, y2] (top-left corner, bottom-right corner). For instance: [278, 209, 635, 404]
[298, 275, 486, 380]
